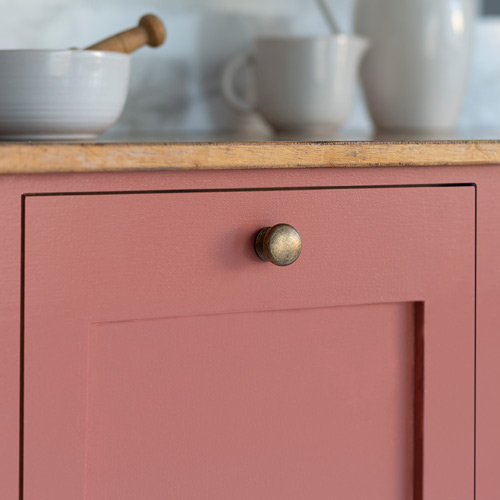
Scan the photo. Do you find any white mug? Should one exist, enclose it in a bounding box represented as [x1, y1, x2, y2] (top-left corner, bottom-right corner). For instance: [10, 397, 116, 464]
[221, 35, 370, 133]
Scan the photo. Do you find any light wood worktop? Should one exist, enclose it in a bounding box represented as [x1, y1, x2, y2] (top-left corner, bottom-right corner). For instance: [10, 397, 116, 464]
[1, 129, 500, 174]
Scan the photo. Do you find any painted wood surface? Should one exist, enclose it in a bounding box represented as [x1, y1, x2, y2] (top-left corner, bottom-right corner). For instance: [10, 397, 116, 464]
[86, 304, 414, 499]
[0, 139, 499, 174]
[22, 187, 474, 499]
[2, 163, 500, 499]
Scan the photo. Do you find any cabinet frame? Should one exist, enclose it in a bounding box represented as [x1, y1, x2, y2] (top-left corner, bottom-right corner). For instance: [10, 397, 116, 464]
[19, 183, 476, 500]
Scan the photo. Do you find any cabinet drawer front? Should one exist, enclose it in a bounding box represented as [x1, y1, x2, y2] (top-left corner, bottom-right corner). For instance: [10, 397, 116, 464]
[24, 186, 475, 500]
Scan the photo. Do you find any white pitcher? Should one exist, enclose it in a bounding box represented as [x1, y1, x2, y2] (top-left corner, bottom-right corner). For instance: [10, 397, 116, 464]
[355, 0, 476, 131]
[221, 35, 370, 133]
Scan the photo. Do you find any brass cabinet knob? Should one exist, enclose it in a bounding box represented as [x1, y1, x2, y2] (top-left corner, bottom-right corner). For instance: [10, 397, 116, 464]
[255, 224, 302, 266]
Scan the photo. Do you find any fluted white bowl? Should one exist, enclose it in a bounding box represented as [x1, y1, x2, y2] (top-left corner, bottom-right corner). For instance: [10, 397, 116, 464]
[0, 50, 131, 140]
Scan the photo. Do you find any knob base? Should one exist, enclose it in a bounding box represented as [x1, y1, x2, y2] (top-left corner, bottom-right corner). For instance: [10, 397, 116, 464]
[255, 227, 271, 262]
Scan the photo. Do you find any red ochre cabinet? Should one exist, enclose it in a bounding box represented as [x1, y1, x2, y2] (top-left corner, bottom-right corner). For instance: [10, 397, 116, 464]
[1, 162, 499, 500]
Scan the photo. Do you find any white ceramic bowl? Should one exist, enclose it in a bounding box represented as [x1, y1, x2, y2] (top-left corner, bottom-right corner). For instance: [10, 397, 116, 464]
[0, 50, 131, 140]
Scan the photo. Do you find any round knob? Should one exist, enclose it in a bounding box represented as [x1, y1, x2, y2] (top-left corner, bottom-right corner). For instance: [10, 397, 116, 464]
[255, 224, 302, 267]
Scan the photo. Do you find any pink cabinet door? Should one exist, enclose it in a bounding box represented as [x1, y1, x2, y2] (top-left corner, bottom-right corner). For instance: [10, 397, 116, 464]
[23, 186, 475, 500]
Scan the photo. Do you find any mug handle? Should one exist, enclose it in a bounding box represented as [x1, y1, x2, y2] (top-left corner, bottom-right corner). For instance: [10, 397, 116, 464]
[221, 53, 258, 113]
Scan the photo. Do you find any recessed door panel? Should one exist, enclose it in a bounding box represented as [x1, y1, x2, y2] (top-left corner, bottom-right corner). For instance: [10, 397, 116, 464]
[85, 303, 414, 500]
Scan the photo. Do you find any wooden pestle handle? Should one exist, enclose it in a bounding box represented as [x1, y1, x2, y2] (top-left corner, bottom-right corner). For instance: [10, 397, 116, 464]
[85, 14, 166, 53]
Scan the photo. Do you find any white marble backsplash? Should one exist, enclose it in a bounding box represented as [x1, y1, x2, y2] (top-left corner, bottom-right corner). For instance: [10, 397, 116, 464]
[0, 0, 498, 135]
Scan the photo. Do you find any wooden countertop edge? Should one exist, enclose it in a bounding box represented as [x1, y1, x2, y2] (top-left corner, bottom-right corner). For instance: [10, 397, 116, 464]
[1, 140, 500, 174]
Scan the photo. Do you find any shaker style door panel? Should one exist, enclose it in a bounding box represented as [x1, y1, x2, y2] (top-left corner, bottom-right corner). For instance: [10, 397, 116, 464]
[83, 303, 415, 500]
[23, 186, 475, 500]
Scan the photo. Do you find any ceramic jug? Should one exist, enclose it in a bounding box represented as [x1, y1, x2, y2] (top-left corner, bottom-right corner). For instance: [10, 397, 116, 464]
[355, 0, 476, 131]
[222, 35, 370, 133]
